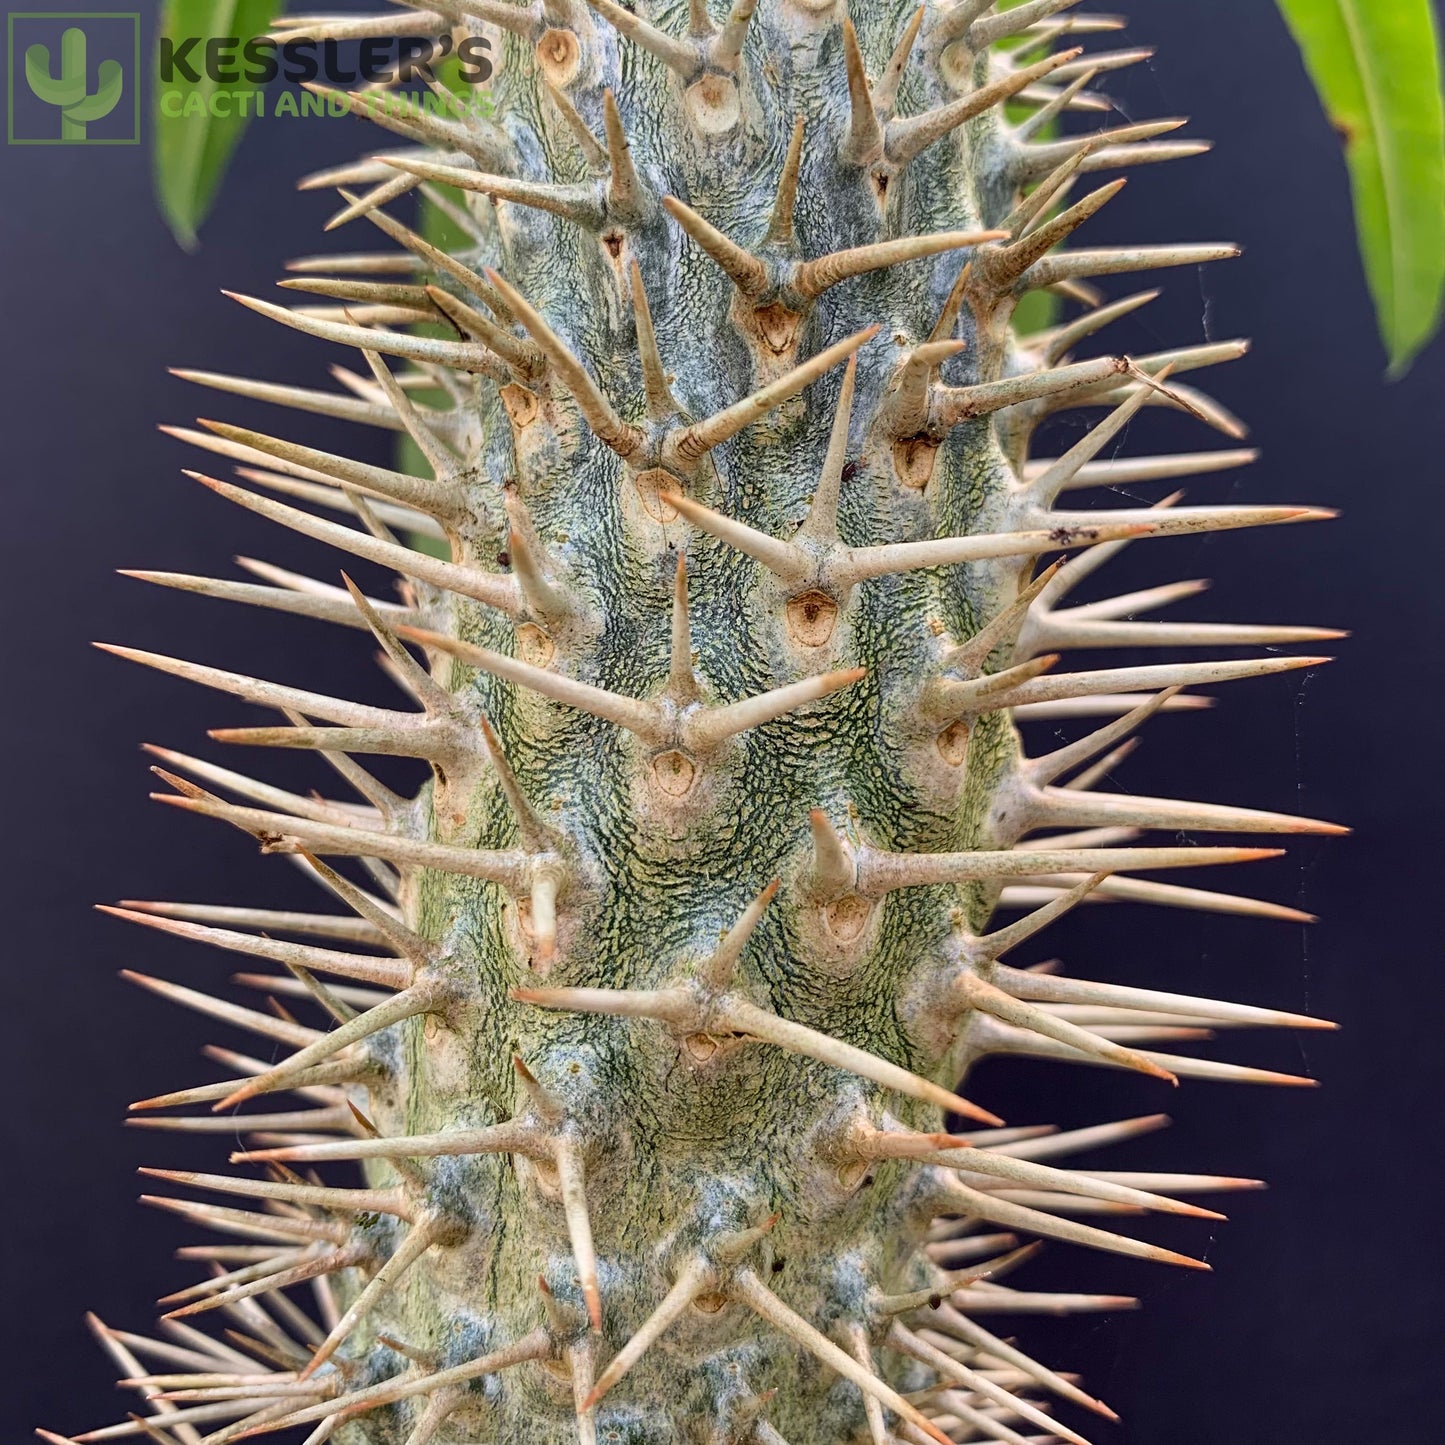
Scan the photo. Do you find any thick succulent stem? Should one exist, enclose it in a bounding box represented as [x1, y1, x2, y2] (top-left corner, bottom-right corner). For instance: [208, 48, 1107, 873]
[63, 4, 1344, 1445]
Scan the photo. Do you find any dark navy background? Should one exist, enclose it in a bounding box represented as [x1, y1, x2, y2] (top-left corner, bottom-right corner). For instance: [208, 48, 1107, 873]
[2, 2, 1441, 1439]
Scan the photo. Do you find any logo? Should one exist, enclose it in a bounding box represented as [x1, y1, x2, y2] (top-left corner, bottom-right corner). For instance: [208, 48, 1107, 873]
[157, 34, 493, 87]
[154, 32, 494, 124]
[8, 11, 140, 144]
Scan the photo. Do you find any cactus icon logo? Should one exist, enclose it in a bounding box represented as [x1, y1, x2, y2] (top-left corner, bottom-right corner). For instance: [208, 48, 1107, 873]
[8, 12, 140, 144]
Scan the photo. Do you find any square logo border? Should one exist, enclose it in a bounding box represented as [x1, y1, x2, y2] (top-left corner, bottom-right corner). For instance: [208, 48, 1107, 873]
[8, 11, 141, 145]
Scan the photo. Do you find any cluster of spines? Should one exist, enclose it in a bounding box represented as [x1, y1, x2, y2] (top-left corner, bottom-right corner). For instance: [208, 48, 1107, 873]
[47, 1, 1346, 1443]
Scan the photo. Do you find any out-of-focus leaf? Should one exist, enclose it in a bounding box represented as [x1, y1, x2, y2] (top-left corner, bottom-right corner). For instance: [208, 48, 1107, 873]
[1002, 0, 1062, 337]
[155, 0, 281, 249]
[396, 55, 481, 557]
[1277, 0, 1445, 375]
[397, 181, 473, 560]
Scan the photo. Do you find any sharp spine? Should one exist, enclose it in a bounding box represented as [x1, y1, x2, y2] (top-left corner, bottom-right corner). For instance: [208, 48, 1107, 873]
[223, 290, 505, 376]
[99, 907, 413, 990]
[183, 471, 522, 616]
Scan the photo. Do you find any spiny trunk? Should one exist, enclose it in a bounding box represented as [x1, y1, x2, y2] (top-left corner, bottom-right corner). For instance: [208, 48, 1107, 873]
[62, 4, 1341, 1444]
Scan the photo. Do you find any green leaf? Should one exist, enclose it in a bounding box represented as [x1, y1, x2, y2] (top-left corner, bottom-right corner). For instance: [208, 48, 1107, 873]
[1000, 0, 1062, 338]
[397, 185, 473, 560]
[154, 0, 280, 249]
[1276, 0, 1445, 375]
[396, 52, 481, 558]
